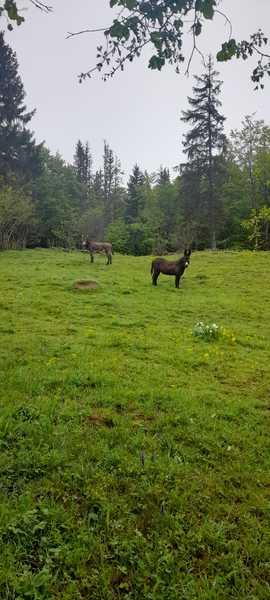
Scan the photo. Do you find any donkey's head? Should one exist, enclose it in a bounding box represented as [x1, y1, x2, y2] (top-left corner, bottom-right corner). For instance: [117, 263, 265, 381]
[184, 248, 191, 268]
[82, 238, 89, 250]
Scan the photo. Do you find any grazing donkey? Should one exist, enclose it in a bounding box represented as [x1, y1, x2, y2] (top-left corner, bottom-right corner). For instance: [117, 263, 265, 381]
[82, 239, 113, 265]
[151, 249, 191, 288]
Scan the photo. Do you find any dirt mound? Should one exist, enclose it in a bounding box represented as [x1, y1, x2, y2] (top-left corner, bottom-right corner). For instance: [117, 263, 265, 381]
[74, 280, 99, 290]
[87, 414, 114, 428]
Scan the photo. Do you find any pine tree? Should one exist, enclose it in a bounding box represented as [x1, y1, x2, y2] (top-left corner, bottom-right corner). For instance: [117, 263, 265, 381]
[0, 31, 41, 182]
[84, 141, 92, 187]
[103, 141, 115, 225]
[125, 164, 145, 224]
[74, 140, 92, 187]
[74, 140, 84, 183]
[93, 169, 104, 201]
[157, 167, 170, 185]
[181, 56, 226, 249]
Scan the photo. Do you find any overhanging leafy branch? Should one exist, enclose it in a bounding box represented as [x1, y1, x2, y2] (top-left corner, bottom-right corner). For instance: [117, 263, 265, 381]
[0, 0, 52, 31]
[67, 0, 269, 88]
[217, 30, 270, 89]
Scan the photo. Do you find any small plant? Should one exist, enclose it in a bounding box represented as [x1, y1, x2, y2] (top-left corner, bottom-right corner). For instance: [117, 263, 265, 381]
[193, 321, 220, 341]
[193, 321, 237, 344]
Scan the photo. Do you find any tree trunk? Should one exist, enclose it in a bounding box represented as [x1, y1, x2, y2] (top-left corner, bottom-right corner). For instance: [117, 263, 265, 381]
[207, 60, 216, 251]
[211, 229, 217, 251]
[265, 219, 269, 249]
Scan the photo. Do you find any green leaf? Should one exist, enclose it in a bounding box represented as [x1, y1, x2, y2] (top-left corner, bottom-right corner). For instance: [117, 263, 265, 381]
[217, 39, 237, 62]
[174, 18, 183, 32]
[109, 20, 130, 40]
[194, 20, 202, 36]
[196, 0, 216, 20]
[150, 32, 162, 44]
[124, 0, 137, 8]
[148, 55, 165, 71]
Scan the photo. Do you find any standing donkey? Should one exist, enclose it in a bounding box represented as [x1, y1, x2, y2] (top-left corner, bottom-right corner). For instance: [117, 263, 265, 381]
[82, 239, 113, 265]
[151, 249, 191, 288]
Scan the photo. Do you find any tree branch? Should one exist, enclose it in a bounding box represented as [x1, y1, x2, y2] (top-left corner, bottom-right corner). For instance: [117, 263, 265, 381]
[252, 46, 270, 60]
[215, 9, 232, 41]
[29, 1, 52, 12]
[185, 11, 206, 76]
[66, 28, 108, 39]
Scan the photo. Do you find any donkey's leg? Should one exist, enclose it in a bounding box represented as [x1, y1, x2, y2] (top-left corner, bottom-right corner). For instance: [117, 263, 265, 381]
[152, 270, 159, 286]
[175, 274, 181, 288]
[109, 253, 112, 264]
[90, 252, 94, 263]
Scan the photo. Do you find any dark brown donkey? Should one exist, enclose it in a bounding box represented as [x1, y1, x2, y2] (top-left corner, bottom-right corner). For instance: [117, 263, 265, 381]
[82, 239, 113, 265]
[151, 249, 191, 288]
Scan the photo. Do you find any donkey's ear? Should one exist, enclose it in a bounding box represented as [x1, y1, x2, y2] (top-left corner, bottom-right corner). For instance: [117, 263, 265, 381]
[184, 248, 189, 256]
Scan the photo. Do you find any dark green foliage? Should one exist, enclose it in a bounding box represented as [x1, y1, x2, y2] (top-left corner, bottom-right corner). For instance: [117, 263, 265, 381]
[0, 0, 51, 32]
[0, 32, 42, 183]
[33, 149, 85, 248]
[0, 185, 35, 248]
[229, 116, 270, 211]
[77, 142, 126, 242]
[180, 164, 210, 249]
[217, 30, 270, 90]
[157, 166, 170, 185]
[127, 222, 153, 255]
[125, 164, 146, 224]
[0, 0, 25, 29]
[106, 219, 130, 253]
[74, 139, 92, 187]
[1, 31, 270, 253]
[103, 140, 117, 225]
[181, 57, 226, 249]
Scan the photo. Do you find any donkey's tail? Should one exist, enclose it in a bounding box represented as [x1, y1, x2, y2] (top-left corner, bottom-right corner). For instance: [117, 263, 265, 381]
[150, 261, 154, 275]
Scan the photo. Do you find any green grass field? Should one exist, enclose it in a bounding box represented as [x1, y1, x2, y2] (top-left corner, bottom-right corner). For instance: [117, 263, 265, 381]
[0, 249, 270, 599]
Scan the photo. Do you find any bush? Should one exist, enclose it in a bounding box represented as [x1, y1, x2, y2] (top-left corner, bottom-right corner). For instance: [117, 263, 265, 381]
[128, 223, 153, 255]
[107, 221, 154, 255]
[0, 185, 35, 249]
[106, 220, 130, 253]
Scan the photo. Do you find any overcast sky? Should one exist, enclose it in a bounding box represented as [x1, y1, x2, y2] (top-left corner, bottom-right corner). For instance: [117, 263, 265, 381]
[6, 0, 270, 179]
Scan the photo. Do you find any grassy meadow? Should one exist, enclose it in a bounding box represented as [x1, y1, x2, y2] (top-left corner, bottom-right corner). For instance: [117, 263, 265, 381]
[0, 248, 270, 599]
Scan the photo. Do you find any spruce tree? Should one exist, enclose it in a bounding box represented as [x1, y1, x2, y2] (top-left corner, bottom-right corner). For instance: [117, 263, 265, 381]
[103, 141, 114, 225]
[102, 141, 123, 226]
[181, 56, 226, 249]
[125, 164, 145, 224]
[157, 167, 170, 185]
[74, 140, 92, 187]
[0, 31, 41, 182]
[74, 140, 84, 183]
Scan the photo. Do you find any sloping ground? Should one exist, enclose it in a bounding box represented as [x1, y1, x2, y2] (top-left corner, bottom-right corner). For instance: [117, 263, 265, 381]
[0, 249, 269, 599]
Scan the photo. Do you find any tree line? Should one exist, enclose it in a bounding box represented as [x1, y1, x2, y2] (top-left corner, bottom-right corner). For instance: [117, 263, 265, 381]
[1, 32, 270, 254]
